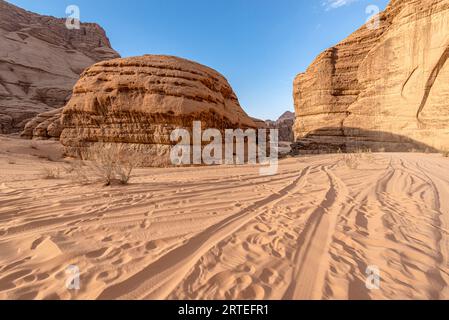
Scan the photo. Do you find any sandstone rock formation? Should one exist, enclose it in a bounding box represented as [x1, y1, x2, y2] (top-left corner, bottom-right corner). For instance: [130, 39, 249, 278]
[266, 111, 295, 142]
[60, 55, 257, 165]
[251, 117, 268, 129]
[21, 107, 63, 140]
[293, 0, 449, 153]
[0, 0, 119, 134]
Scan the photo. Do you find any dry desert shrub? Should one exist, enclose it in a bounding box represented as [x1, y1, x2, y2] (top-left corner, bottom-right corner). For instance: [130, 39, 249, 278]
[63, 160, 90, 184]
[340, 147, 374, 169]
[356, 147, 375, 162]
[41, 167, 61, 179]
[66, 143, 145, 186]
[442, 149, 449, 158]
[343, 153, 361, 169]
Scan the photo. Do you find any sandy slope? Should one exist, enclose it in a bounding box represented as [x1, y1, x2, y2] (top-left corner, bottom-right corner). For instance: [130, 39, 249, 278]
[1, 135, 449, 300]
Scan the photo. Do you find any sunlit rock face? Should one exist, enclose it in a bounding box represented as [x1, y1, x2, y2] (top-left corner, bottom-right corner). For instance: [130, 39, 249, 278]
[293, 0, 449, 153]
[0, 0, 119, 134]
[60, 55, 257, 165]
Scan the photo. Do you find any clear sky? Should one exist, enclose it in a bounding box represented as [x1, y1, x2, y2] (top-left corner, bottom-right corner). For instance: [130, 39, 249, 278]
[6, 0, 389, 120]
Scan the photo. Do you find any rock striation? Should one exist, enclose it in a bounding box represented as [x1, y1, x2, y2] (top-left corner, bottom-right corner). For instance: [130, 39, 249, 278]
[0, 0, 119, 134]
[60, 55, 257, 165]
[21, 108, 63, 140]
[293, 0, 449, 153]
[266, 111, 295, 142]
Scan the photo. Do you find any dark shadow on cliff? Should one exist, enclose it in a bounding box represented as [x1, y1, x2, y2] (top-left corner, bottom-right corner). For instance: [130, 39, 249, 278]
[291, 127, 441, 155]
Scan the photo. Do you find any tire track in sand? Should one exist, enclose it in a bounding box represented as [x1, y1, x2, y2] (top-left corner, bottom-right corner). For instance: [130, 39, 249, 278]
[283, 164, 348, 300]
[97, 165, 314, 300]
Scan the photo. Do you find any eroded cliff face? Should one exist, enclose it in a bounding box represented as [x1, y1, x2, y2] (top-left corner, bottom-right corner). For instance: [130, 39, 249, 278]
[293, 0, 449, 153]
[0, 0, 119, 134]
[252, 111, 295, 142]
[21, 108, 63, 140]
[60, 55, 257, 165]
[267, 111, 295, 142]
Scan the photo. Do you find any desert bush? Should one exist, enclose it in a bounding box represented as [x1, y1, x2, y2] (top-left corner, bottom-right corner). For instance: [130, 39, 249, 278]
[87, 144, 144, 185]
[356, 147, 372, 154]
[357, 147, 375, 162]
[41, 167, 61, 179]
[67, 143, 144, 186]
[63, 160, 90, 184]
[442, 149, 449, 158]
[343, 153, 361, 169]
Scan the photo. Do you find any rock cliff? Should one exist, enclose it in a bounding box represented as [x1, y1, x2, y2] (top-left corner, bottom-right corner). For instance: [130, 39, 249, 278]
[293, 0, 449, 153]
[0, 0, 119, 134]
[266, 111, 295, 142]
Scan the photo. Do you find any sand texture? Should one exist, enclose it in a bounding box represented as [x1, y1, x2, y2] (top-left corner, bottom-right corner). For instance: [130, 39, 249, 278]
[1, 136, 449, 300]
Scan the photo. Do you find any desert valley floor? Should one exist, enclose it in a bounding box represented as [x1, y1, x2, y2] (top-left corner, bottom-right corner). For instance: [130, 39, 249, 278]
[1, 135, 449, 300]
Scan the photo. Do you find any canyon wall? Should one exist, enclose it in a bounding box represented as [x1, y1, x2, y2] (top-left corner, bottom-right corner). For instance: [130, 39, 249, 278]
[293, 0, 449, 153]
[0, 0, 119, 135]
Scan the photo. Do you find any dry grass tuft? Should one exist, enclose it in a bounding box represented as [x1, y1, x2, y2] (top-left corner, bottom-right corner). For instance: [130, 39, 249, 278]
[66, 143, 145, 186]
[340, 147, 375, 169]
[442, 149, 449, 158]
[343, 153, 362, 169]
[41, 167, 61, 179]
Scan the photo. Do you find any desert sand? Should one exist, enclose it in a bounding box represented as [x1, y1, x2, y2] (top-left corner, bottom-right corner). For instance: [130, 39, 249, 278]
[1, 134, 449, 300]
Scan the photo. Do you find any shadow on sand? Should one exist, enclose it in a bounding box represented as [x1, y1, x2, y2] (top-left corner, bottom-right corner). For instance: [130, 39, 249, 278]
[291, 127, 441, 154]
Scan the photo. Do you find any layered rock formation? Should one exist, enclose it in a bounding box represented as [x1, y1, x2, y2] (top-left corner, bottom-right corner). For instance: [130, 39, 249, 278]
[251, 117, 268, 129]
[60, 55, 257, 165]
[266, 111, 295, 142]
[21, 107, 63, 140]
[293, 0, 449, 153]
[0, 0, 119, 134]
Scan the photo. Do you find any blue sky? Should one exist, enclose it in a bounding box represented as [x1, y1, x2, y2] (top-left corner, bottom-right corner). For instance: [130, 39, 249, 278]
[6, 0, 389, 120]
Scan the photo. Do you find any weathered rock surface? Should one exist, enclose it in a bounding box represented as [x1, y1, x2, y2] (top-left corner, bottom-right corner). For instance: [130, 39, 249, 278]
[293, 0, 449, 153]
[266, 111, 295, 142]
[60, 55, 257, 165]
[251, 117, 268, 129]
[0, 0, 119, 134]
[21, 107, 63, 140]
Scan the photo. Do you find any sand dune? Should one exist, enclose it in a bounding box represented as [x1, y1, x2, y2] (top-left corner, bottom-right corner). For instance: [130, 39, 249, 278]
[1, 135, 449, 300]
